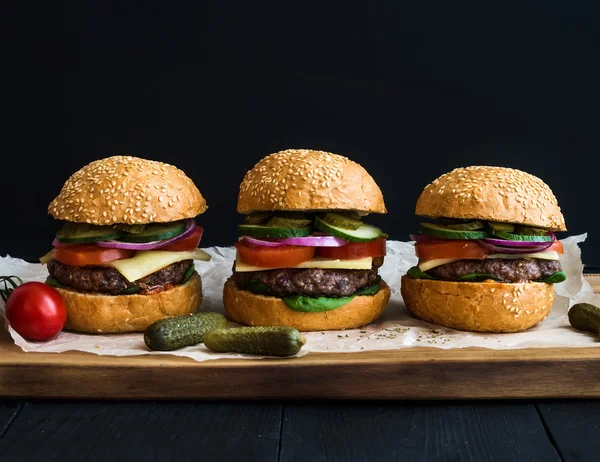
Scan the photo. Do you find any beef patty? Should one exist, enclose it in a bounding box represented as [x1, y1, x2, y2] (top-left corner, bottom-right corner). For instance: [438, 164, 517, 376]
[427, 258, 562, 283]
[233, 267, 379, 297]
[47, 259, 193, 295]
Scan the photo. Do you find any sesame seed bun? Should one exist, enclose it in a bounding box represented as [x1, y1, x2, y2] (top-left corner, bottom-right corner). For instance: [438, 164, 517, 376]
[49, 155, 207, 225]
[400, 276, 554, 333]
[223, 278, 391, 331]
[237, 149, 387, 214]
[57, 272, 203, 334]
[415, 166, 566, 231]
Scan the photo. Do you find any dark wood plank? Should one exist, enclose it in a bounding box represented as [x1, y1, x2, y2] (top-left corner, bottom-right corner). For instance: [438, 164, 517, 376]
[280, 401, 561, 462]
[0, 401, 282, 462]
[537, 400, 600, 462]
[0, 400, 22, 439]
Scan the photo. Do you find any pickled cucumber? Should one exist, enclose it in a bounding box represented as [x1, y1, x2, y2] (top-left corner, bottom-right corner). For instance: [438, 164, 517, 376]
[516, 226, 549, 236]
[244, 212, 273, 225]
[266, 216, 312, 228]
[203, 326, 306, 357]
[444, 220, 485, 231]
[419, 222, 488, 240]
[144, 312, 228, 351]
[320, 212, 363, 230]
[568, 303, 600, 335]
[487, 222, 515, 233]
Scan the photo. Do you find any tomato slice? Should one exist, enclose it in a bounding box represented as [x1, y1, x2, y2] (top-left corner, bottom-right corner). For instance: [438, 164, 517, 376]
[161, 226, 204, 251]
[548, 240, 564, 254]
[415, 240, 488, 260]
[235, 240, 315, 267]
[54, 245, 135, 266]
[315, 238, 387, 260]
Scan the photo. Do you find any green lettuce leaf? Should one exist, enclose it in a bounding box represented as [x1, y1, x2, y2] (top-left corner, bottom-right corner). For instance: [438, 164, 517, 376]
[407, 266, 436, 280]
[242, 280, 274, 296]
[282, 295, 355, 312]
[537, 271, 567, 284]
[456, 273, 501, 282]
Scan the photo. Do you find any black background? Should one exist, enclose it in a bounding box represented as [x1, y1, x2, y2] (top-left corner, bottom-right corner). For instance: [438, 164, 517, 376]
[3, 1, 600, 263]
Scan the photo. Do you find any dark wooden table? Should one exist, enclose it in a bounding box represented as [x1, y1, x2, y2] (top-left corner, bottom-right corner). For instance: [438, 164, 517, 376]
[0, 398, 598, 461]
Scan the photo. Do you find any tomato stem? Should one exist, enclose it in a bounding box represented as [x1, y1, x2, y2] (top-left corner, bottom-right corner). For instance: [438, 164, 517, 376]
[0, 276, 23, 303]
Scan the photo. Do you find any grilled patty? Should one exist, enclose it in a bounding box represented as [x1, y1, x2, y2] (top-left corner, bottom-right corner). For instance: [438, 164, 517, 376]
[427, 258, 562, 283]
[47, 259, 193, 295]
[233, 267, 379, 297]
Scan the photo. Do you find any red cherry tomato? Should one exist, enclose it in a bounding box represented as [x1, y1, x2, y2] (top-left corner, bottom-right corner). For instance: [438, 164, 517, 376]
[5, 282, 67, 341]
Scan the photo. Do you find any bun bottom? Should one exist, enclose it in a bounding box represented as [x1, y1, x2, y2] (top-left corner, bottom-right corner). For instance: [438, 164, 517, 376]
[223, 278, 391, 332]
[400, 276, 554, 333]
[57, 272, 203, 334]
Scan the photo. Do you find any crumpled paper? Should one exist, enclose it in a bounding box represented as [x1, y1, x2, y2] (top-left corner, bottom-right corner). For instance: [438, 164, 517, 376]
[1, 235, 598, 361]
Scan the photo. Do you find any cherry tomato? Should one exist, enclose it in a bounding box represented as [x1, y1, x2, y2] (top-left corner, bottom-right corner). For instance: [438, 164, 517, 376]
[415, 239, 488, 260]
[6, 282, 67, 341]
[235, 239, 315, 267]
[54, 245, 135, 266]
[315, 238, 387, 260]
[161, 226, 204, 252]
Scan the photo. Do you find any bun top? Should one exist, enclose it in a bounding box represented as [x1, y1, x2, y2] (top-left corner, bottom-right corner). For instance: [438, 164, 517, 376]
[415, 166, 566, 231]
[237, 149, 386, 214]
[49, 156, 207, 225]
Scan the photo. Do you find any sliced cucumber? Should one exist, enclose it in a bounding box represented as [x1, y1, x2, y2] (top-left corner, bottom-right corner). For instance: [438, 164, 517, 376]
[491, 229, 553, 242]
[320, 212, 363, 230]
[120, 221, 187, 243]
[314, 218, 381, 242]
[238, 224, 312, 238]
[56, 223, 123, 244]
[419, 222, 489, 240]
[487, 222, 515, 233]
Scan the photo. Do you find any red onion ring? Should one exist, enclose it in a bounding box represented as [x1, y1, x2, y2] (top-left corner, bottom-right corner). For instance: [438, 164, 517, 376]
[477, 239, 554, 255]
[242, 236, 285, 247]
[52, 238, 72, 247]
[278, 235, 347, 247]
[97, 219, 197, 250]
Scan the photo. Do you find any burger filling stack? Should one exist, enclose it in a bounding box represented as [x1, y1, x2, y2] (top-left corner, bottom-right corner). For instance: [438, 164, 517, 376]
[402, 166, 567, 333]
[40, 156, 211, 334]
[223, 149, 391, 331]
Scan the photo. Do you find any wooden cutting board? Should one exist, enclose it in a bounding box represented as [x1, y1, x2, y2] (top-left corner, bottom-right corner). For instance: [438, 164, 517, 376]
[1, 275, 599, 400]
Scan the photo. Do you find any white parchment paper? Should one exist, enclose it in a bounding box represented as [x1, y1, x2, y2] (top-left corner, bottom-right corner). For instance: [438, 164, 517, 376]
[1, 235, 599, 361]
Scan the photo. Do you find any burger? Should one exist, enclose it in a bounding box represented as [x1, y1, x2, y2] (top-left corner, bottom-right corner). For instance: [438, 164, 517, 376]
[223, 149, 391, 331]
[40, 155, 211, 334]
[401, 166, 567, 333]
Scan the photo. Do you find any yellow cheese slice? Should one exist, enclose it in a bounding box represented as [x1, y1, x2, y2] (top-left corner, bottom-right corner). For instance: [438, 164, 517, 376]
[418, 258, 461, 272]
[105, 248, 211, 282]
[418, 251, 560, 272]
[234, 253, 372, 272]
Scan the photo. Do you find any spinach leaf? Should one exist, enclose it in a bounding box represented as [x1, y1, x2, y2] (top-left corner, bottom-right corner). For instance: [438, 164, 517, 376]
[282, 295, 355, 312]
[537, 271, 567, 284]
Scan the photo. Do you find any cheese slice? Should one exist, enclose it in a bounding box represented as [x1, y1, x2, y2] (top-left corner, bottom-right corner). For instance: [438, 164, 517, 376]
[418, 258, 461, 272]
[418, 251, 560, 272]
[234, 253, 372, 272]
[106, 249, 211, 282]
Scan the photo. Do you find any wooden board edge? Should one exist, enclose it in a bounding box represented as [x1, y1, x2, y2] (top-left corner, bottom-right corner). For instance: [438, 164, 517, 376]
[2, 354, 600, 399]
[0, 274, 598, 399]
